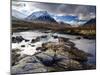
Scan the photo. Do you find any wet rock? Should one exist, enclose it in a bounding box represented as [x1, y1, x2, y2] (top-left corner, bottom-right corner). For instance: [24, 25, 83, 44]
[41, 35, 47, 38]
[24, 39, 30, 42]
[15, 36, 24, 42]
[31, 37, 40, 43]
[12, 36, 24, 43]
[82, 63, 96, 70]
[58, 37, 69, 42]
[12, 49, 21, 66]
[18, 56, 39, 64]
[43, 30, 52, 33]
[41, 41, 90, 67]
[52, 35, 58, 39]
[57, 59, 82, 70]
[36, 47, 43, 51]
[42, 42, 57, 49]
[76, 36, 81, 39]
[31, 39, 36, 43]
[35, 53, 54, 66]
[12, 37, 16, 43]
[68, 47, 88, 62]
[41, 45, 83, 70]
[11, 56, 48, 74]
[44, 49, 67, 62]
[12, 38, 95, 74]
[31, 45, 35, 47]
[21, 45, 25, 47]
[44, 49, 56, 57]
[83, 36, 96, 40]
[65, 41, 75, 47]
[28, 44, 35, 47]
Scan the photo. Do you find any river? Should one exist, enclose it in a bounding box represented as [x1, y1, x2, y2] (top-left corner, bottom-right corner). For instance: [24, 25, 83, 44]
[12, 30, 96, 65]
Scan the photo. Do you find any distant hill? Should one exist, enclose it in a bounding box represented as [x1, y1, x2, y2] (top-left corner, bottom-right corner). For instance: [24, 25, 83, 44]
[83, 18, 96, 26]
[12, 9, 27, 19]
[12, 16, 18, 20]
[12, 10, 71, 28]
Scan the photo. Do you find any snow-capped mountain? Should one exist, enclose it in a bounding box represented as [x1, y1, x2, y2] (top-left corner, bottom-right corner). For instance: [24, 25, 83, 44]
[82, 18, 96, 27]
[53, 15, 78, 22]
[12, 10, 88, 26]
[25, 10, 86, 25]
[52, 15, 87, 25]
[12, 9, 27, 19]
[26, 11, 57, 23]
[84, 18, 96, 25]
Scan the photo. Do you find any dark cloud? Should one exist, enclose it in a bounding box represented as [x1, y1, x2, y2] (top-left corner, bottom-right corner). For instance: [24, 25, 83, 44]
[12, 1, 96, 20]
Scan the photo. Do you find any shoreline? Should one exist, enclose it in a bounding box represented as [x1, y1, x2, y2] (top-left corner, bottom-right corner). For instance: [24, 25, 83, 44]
[11, 34, 96, 74]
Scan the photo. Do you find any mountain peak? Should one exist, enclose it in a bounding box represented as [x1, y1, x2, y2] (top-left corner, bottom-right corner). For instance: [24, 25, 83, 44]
[26, 10, 57, 23]
[82, 18, 96, 27]
[84, 18, 96, 25]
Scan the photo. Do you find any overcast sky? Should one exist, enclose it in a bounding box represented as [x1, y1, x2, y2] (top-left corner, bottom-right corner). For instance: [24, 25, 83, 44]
[12, 1, 96, 20]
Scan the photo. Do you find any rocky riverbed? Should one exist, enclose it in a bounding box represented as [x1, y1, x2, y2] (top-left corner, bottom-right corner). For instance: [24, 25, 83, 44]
[11, 31, 96, 74]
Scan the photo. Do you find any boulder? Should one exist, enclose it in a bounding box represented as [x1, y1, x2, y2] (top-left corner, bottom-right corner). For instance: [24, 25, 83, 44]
[52, 35, 58, 39]
[12, 49, 21, 66]
[12, 56, 47, 74]
[31, 37, 40, 43]
[68, 47, 88, 62]
[35, 53, 54, 66]
[31, 45, 35, 47]
[11, 39, 94, 74]
[12, 36, 24, 43]
[58, 37, 69, 42]
[76, 36, 81, 39]
[41, 35, 47, 38]
[65, 41, 75, 47]
[21, 45, 25, 47]
[83, 36, 96, 40]
[12, 62, 47, 74]
[24, 39, 30, 42]
[12, 37, 16, 43]
[57, 59, 82, 70]
[36, 47, 43, 51]
[18, 56, 39, 64]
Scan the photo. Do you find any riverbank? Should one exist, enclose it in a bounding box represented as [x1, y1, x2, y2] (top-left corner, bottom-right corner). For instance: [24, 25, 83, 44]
[11, 36, 95, 74]
[12, 20, 96, 40]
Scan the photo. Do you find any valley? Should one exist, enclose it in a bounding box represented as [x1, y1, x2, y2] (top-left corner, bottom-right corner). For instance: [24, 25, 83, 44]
[11, 2, 96, 74]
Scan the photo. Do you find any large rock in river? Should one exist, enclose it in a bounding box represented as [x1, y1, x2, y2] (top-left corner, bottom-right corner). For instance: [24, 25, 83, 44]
[12, 56, 47, 74]
[12, 36, 24, 43]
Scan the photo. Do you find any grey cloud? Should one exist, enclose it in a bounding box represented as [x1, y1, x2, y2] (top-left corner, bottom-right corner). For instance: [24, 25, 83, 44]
[12, 1, 96, 20]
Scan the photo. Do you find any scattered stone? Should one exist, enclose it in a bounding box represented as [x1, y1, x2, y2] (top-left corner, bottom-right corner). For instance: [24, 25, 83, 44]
[31, 45, 35, 47]
[82, 63, 96, 70]
[11, 55, 48, 74]
[57, 59, 82, 70]
[58, 37, 70, 44]
[76, 36, 81, 39]
[12, 36, 24, 43]
[41, 35, 47, 38]
[52, 35, 58, 39]
[21, 45, 25, 47]
[12, 37, 16, 43]
[12, 37, 95, 74]
[31, 37, 40, 43]
[35, 53, 54, 66]
[24, 39, 30, 42]
[12, 49, 21, 66]
[36, 47, 43, 51]
[83, 36, 96, 40]
[68, 47, 88, 62]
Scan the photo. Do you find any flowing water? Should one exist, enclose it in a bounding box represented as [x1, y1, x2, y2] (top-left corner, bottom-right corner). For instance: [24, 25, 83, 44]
[12, 30, 96, 65]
